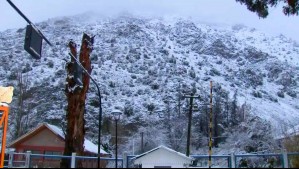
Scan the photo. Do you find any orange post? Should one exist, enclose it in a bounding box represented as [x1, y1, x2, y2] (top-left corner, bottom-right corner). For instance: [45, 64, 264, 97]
[0, 104, 9, 168]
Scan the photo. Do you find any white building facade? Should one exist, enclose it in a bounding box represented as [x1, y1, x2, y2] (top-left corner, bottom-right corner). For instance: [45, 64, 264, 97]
[133, 146, 193, 168]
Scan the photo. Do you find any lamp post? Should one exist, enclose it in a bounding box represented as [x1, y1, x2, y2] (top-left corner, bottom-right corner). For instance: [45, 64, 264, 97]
[112, 109, 122, 168]
[6, 1, 102, 167]
[68, 53, 103, 168]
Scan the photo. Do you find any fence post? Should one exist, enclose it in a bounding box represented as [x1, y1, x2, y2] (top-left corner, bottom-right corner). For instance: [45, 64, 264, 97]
[123, 152, 128, 168]
[283, 151, 289, 168]
[25, 151, 31, 168]
[230, 154, 235, 168]
[71, 153, 76, 168]
[8, 150, 14, 168]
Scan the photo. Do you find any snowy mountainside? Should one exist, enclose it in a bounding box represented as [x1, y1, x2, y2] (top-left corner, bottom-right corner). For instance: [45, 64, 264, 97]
[0, 14, 299, 141]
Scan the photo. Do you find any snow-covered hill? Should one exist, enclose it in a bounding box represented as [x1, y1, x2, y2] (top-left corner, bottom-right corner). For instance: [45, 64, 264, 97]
[1, 13, 299, 144]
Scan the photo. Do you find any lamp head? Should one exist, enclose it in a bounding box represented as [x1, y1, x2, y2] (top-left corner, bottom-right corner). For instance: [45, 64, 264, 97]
[112, 109, 122, 121]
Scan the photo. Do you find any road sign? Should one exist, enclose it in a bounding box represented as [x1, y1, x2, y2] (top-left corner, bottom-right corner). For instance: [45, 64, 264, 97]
[24, 25, 43, 59]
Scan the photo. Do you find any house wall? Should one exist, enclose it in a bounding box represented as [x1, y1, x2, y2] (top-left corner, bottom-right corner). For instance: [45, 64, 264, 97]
[11, 126, 109, 168]
[22, 128, 64, 148]
[134, 149, 192, 168]
[14, 128, 64, 155]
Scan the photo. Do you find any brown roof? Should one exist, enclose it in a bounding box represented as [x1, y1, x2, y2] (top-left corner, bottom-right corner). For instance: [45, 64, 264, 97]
[8, 123, 108, 155]
[8, 123, 64, 148]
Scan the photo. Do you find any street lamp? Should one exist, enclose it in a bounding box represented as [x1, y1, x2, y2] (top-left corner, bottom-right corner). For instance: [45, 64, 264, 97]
[6, 1, 102, 167]
[112, 109, 122, 168]
[68, 53, 103, 168]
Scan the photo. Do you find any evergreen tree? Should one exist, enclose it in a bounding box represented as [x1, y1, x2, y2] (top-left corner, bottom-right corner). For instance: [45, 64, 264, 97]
[236, 0, 299, 18]
[231, 90, 239, 127]
[213, 94, 221, 147]
[223, 91, 230, 128]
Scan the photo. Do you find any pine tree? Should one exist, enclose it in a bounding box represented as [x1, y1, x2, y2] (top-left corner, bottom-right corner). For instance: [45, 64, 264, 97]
[223, 91, 230, 128]
[236, 0, 299, 18]
[231, 90, 239, 127]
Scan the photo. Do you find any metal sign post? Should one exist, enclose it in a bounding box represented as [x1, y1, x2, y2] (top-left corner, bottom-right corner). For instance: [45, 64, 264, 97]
[0, 104, 9, 168]
[6, 0, 52, 60]
[0, 87, 14, 168]
[6, 0, 52, 46]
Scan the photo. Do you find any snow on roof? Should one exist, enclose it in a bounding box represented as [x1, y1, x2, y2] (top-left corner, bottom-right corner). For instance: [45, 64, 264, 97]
[9, 123, 108, 155]
[133, 145, 193, 161]
[46, 124, 65, 138]
[46, 123, 108, 154]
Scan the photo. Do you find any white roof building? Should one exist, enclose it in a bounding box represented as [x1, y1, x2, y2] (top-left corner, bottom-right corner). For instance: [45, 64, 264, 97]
[133, 146, 194, 168]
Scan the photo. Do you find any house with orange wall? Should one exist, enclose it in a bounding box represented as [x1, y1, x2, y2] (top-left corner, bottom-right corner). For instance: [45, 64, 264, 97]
[8, 123, 109, 167]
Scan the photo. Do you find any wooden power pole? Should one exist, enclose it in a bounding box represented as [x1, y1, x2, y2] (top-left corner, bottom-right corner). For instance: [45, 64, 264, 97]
[184, 94, 200, 157]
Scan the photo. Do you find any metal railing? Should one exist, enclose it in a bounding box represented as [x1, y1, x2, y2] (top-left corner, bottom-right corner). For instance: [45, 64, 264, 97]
[75, 156, 123, 168]
[191, 155, 231, 168]
[6, 151, 124, 168]
[125, 152, 299, 168]
[29, 154, 72, 168]
[4, 151, 299, 168]
[234, 153, 284, 168]
[7, 152, 27, 168]
[126, 155, 136, 168]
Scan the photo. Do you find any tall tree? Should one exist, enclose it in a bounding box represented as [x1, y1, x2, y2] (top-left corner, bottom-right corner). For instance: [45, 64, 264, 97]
[11, 72, 31, 140]
[223, 91, 230, 128]
[60, 34, 94, 168]
[236, 0, 299, 18]
[231, 90, 239, 127]
[213, 92, 222, 147]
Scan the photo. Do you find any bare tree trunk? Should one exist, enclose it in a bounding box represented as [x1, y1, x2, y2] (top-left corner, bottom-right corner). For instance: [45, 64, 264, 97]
[13, 72, 30, 140]
[60, 34, 94, 168]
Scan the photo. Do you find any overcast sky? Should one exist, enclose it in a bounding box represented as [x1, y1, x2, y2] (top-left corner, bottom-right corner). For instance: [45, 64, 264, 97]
[1, 0, 299, 41]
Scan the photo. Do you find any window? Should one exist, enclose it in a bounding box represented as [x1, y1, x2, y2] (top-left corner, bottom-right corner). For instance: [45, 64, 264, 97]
[44, 151, 62, 159]
[24, 150, 42, 159]
[45, 151, 61, 155]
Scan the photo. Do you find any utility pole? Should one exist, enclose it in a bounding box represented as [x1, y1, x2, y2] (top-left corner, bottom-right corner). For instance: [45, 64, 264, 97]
[141, 132, 144, 153]
[183, 94, 200, 157]
[208, 81, 213, 168]
[178, 82, 181, 117]
[132, 139, 135, 155]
